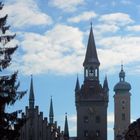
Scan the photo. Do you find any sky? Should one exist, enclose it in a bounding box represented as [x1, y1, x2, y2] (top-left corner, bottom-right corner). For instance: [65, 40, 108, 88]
[2, 0, 140, 140]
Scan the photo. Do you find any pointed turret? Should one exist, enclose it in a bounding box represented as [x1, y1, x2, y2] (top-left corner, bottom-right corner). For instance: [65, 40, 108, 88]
[29, 75, 35, 109]
[64, 113, 69, 139]
[83, 23, 100, 67]
[83, 23, 100, 81]
[49, 97, 54, 124]
[75, 76, 80, 92]
[103, 75, 109, 93]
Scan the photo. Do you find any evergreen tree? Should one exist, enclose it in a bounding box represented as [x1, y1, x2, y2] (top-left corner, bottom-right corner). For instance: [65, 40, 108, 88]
[0, 2, 26, 140]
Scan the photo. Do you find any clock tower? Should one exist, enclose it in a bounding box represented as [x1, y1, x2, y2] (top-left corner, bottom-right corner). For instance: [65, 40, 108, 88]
[75, 24, 109, 140]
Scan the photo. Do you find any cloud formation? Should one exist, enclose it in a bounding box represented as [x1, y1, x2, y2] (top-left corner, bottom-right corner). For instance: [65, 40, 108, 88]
[99, 13, 134, 26]
[12, 24, 85, 75]
[49, 0, 85, 12]
[3, 0, 52, 28]
[68, 11, 97, 23]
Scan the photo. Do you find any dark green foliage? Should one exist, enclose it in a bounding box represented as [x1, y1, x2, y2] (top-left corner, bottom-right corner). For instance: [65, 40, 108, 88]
[0, 2, 26, 140]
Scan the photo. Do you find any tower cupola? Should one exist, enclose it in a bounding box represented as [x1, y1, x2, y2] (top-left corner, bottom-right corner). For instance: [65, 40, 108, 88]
[114, 65, 131, 92]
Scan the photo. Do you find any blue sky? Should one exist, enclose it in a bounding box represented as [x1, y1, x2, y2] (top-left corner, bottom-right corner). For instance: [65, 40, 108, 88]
[2, 0, 140, 139]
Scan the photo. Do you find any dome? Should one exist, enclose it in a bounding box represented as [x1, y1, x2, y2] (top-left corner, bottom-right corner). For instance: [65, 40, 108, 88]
[114, 81, 131, 92]
[114, 64, 131, 92]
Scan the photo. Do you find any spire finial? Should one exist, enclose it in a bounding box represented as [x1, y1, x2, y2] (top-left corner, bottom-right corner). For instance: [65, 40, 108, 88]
[119, 63, 125, 82]
[29, 75, 35, 108]
[49, 97, 54, 124]
[64, 112, 69, 138]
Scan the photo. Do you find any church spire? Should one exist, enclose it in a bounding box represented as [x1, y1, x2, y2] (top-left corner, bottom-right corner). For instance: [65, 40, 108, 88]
[64, 113, 69, 139]
[83, 24, 100, 81]
[29, 75, 35, 109]
[83, 23, 100, 67]
[49, 97, 54, 124]
[75, 75, 80, 92]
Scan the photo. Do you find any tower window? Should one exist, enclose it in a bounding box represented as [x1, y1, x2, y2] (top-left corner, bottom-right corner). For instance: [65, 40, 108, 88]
[89, 67, 94, 77]
[96, 130, 100, 137]
[122, 100, 125, 104]
[96, 116, 100, 123]
[84, 130, 88, 137]
[95, 69, 97, 77]
[122, 113, 125, 120]
[86, 69, 88, 77]
[84, 116, 89, 123]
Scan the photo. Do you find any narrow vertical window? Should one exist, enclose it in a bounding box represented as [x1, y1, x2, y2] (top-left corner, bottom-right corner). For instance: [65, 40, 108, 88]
[96, 116, 100, 123]
[122, 113, 125, 120]
[96, 130, 100, 137]
[84, 116, 89, 123]
[84, 130, 88, 137]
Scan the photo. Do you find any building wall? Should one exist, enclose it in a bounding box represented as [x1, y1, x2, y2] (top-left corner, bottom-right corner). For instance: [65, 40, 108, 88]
[76, 99, 108, 140]
[18, 106, 53, 140]
[114, 92, 131, 140]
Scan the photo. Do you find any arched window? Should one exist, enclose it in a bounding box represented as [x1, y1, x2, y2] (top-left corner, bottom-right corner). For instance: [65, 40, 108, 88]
[95, 68, 98, 77]
[89, 67, 94, 77]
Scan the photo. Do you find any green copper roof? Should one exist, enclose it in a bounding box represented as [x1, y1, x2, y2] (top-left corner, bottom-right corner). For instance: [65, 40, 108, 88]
[114, 65, 131, 92]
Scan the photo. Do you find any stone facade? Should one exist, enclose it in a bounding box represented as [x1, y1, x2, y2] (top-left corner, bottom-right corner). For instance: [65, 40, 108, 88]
[75, 25, 109, 140]
[18, 76, 68, 140]
[114, 65, 131, 140]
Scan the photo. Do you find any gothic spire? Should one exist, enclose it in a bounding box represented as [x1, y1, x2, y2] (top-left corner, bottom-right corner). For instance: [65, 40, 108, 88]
[83, 23, 100, 67]
[103, 75, 109, 93]
[64, 113, 69, 139]
[29, 75, 35, 109]
[49, 97, 54, 124]
[75, 75, 80, 92]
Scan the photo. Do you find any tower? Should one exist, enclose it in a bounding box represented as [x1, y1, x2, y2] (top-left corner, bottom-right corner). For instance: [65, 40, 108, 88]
[49, 97, 54, 124]
[75, 24, 109, 140]
[64, 113, 69, 140]
[114, 65, 131, 140]
[29, 75, 35, 109]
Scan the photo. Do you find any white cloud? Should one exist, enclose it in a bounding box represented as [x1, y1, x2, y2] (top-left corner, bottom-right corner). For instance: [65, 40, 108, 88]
[126, 25, 140, 32]
[99, 13, 134, 26]
[95, 24, 120, 34]
[95, 35, 140, 74]
[11, 24, 85, 75]
[49, 0, 85, 12]
[68, 11, 97, 23]
[2, 0, 52, 28]
[108, 113, 114, 124]
[68, 115, 77, 123]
